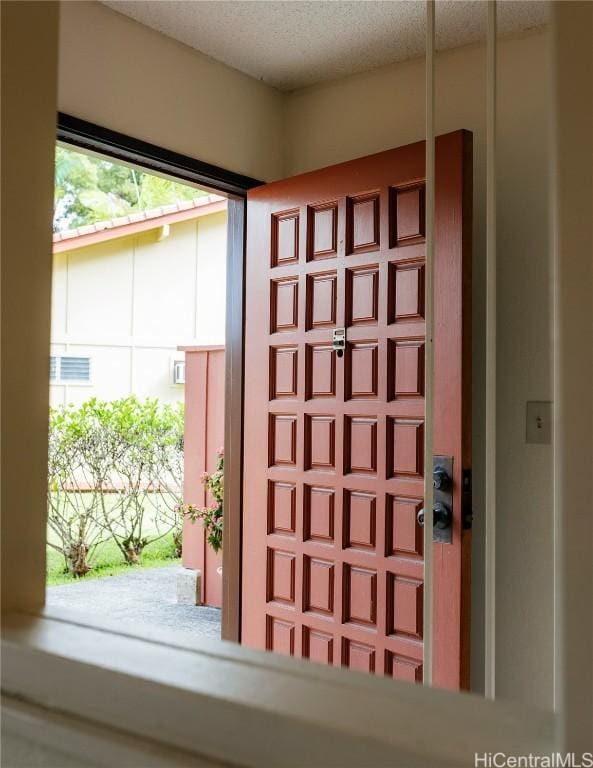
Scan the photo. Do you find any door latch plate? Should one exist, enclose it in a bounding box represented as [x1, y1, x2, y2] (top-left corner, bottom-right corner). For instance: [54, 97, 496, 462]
[332, 327, 346, 357]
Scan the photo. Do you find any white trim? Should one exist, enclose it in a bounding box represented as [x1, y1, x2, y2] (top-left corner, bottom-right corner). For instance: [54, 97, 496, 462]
[129, 224, 137, 393]
[65, 248, 71, 336]
[2, 609, 556, 768]
[484, 0, 497, 702]
[51, 335, 200, 349]
[193, 217, 200, 340]
[1, 697, 216, 768]
[422, 0, 435, 687]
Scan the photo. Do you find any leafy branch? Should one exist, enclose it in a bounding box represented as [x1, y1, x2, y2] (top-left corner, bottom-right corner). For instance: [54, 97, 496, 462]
[178, 448, 224, 554]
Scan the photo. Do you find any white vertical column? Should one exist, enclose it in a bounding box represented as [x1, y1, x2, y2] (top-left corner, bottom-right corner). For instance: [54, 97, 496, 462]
[422, 0, 435, 688]
[484, 0, 497, 701]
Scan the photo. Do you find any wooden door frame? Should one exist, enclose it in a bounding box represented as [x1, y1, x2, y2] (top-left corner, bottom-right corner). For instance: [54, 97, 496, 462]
[221, 196, 248, 640]
[56, 113, 261, 641]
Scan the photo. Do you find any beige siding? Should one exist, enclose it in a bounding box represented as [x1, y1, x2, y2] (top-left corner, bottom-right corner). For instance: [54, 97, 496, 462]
[195, 211, 227, 344]
[50, 251, 68, 336]
[67, 237, 134, 337]
[50, 212, 227, 405]
[133, 222, 197, 340]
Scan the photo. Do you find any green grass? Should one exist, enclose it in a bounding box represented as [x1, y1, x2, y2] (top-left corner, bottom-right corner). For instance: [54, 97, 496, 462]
[47, 533, 180, 586]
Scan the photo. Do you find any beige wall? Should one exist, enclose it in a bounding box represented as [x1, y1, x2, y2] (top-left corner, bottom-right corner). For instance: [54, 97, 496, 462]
[58, 1, 284, 182]
[1, 1, 59, 612]
[284, 30, 553, 707]
[50, 212, 227, 406]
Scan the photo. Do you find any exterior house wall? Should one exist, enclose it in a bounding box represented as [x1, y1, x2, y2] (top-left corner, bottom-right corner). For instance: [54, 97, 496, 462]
[50, 211, 227, 406]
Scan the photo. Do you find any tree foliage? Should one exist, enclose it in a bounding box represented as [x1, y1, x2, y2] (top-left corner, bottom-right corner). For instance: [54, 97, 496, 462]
[47, 397, 184, 575]
[54, 146, 206, 232]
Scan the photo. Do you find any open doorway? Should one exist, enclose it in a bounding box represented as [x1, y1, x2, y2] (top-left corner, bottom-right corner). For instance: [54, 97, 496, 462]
[47, 115, 473, 693]
[46, 137, 229, 639]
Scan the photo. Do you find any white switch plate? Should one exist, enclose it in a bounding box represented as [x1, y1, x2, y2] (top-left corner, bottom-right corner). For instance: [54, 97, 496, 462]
[526, 401, 552, 444]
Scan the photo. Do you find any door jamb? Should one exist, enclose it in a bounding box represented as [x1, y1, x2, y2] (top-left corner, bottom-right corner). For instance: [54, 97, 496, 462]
[221, 198, 246, 641]
[56, 113, 261, 641]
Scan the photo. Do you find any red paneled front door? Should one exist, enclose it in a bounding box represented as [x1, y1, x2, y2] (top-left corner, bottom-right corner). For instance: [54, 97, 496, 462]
[242, 131, 472, 689]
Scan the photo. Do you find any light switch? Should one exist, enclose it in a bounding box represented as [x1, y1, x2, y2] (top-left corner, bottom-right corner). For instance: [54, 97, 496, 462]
[526, 401, 552, 445]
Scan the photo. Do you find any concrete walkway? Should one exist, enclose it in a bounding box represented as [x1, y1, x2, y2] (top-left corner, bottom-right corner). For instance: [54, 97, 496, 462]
[46, 564, 221, 639]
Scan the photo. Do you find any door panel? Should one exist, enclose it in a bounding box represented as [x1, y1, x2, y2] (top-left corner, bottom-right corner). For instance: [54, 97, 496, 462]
[242, 131, 472, 690]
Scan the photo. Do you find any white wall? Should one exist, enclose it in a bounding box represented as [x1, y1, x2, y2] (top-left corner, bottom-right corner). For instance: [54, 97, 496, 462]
[50, 211, 227, 406]
[284, 29, 553, 706]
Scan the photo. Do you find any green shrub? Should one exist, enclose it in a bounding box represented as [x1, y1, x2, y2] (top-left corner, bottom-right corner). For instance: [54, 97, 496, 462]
[47, 397, 184, 576]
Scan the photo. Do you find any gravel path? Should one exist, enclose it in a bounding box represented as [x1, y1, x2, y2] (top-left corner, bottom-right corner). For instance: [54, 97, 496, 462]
[46, 564, 221, 638]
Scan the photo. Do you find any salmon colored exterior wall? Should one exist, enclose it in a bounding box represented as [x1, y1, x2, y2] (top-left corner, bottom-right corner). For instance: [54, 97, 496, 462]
[181, 346, 225, 608]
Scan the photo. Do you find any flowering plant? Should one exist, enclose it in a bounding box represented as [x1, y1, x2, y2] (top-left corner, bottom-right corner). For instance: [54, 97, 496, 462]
[178, 447, 224, 553]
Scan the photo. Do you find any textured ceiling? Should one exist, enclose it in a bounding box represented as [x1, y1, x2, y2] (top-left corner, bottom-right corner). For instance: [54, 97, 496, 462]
[101, 0, 549, 92]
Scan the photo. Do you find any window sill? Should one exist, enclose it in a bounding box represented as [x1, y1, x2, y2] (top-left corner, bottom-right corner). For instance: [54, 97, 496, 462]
[1, 696, 216, 768]
[1, 608, 555, 768]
